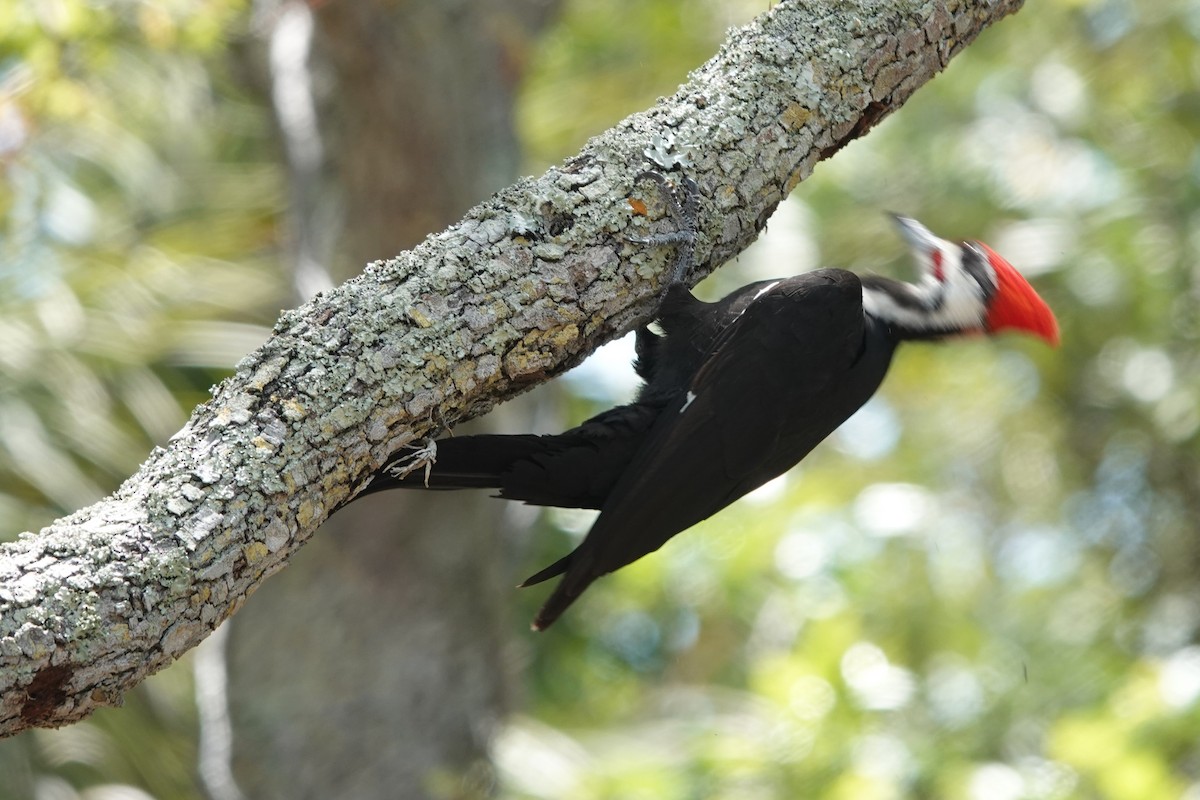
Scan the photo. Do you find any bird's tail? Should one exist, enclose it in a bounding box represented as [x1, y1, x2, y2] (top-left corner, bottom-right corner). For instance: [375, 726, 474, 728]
[519, 553, 598, 632]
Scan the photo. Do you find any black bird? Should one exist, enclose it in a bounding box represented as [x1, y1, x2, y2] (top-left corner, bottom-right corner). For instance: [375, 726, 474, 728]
[355, 214, 1059, 629]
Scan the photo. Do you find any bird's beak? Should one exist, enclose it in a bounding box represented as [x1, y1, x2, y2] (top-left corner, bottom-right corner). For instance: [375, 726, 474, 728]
[974, 242, 1060, 347]
[889, 213, 944, 256]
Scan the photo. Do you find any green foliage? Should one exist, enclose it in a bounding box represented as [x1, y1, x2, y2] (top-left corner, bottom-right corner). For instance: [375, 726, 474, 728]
[518, 0, 762, 166]
[0, 0, 275, 534]
[0, 3, 267, 797]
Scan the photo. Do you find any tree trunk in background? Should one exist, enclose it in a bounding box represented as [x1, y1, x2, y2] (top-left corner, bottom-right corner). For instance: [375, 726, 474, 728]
[227, 3, 560, 798]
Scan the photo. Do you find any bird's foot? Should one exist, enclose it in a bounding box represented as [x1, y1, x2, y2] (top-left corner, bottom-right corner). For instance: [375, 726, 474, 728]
[381, 437, 439, 488]
[629, 170, 699, 289]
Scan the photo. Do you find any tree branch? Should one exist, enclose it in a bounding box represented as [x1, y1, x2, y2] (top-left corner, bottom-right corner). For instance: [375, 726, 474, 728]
[0, 0, 1023, 736]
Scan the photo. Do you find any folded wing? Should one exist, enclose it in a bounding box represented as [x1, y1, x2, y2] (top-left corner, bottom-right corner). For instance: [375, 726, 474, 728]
[530, 269, 871, 628]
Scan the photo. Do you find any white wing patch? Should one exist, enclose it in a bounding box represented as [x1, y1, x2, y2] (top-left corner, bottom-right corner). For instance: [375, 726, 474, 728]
[752, 280, 782, 302]
[731, 281, 783, 324]
[680, 390, 698, 413]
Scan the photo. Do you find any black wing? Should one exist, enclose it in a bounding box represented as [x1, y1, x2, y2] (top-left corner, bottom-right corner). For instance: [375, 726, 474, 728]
[529, 269, 871, 628]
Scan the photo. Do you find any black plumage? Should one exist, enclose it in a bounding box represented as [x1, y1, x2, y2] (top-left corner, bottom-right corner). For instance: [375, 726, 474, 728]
[356, 270, 898, 629]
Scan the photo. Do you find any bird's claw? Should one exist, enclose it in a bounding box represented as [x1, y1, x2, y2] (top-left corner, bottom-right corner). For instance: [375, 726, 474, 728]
[630, 169, 699, 288]
[382, 437, 439, 488]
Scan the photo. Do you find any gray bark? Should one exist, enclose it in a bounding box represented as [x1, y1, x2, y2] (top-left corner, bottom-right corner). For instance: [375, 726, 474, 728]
[0, 0, 1024, 737]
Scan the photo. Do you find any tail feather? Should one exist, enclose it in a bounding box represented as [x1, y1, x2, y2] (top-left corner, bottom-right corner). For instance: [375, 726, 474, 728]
[530, 565, 599, 631]
[518, 553, 573, 588]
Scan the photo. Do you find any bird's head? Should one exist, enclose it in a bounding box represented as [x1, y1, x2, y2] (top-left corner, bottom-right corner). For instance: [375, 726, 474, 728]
[861, 215, 1060, 345]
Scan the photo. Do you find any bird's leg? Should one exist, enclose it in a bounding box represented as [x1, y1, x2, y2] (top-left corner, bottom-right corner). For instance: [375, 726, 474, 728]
[629, 170, 699, 291]
[380, 437, 439, 488]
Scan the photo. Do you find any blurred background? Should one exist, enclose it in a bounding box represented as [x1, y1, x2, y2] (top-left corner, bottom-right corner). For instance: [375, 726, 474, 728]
[2, 0, 1198, 798]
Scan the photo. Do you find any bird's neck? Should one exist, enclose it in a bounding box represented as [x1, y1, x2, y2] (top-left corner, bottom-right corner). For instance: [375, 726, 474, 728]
[860, 274, 987, 341]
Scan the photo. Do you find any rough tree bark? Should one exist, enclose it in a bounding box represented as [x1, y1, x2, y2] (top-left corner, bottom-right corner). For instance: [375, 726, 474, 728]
[0, 0, 1024, 737]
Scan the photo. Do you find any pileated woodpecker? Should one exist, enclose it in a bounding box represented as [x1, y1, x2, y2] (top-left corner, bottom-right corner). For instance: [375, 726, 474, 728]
[354, 211, 1059, 630]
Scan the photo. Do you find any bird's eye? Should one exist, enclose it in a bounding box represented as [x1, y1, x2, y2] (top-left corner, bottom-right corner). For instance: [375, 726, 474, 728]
[961, 244, 997, 297]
